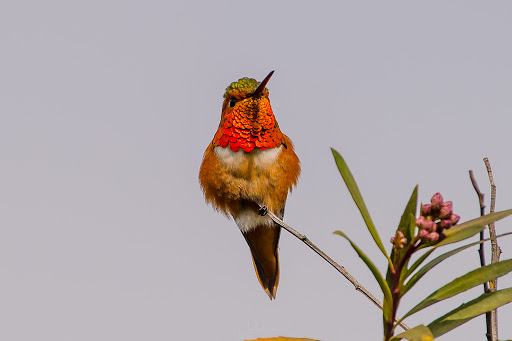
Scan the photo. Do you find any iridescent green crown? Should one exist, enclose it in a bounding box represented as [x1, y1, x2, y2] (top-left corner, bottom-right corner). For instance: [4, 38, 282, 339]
[225, 77, 260, 95]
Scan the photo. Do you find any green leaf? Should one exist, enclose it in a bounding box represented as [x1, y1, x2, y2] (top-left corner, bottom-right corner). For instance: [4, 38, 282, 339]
[402, 232, 512, 296]
[428, 288, 512, 338]
[438, 209, 512, 247]
[391, 325, 434, 341]
[334, 230, 393, 317]
[387, 186, 418, 288]
[331, 148, 392, 267]
[403, 259, 512, 319]
[398, 186, 418, 242]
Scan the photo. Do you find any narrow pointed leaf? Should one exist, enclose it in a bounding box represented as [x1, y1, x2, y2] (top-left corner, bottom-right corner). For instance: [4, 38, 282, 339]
[334, 230, 392, 316]
[387, 187, 418, 288]
[403, 259, 512, 319]
[402, 232, 512, 296]
[407, 214, 416, 244]
[428, 288, 512, 338]
[331, 148, 391, 265]
[397, 186, 418, 242]
[390, 325, 434, 341]
[437, 209, 512, 246]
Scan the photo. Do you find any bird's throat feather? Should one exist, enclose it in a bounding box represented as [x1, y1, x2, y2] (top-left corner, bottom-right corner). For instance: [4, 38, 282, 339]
[212, 98, 284, 153]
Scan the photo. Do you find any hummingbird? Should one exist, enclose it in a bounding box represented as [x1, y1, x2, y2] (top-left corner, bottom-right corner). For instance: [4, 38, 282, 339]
[199, 71, 300, 299]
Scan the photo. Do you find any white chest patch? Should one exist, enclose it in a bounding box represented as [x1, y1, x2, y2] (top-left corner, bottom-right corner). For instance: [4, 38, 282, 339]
[214, 145, 282, 170]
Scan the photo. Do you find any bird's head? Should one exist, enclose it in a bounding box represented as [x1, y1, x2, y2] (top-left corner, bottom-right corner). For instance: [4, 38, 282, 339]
[213, 71, 284, 152]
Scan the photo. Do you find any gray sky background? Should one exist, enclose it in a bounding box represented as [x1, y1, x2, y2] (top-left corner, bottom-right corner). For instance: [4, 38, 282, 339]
[2, 1, 512, 340]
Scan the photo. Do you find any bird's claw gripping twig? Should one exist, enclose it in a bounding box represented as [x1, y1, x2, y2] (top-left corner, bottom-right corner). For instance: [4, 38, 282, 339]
[259, 205, 268, 216]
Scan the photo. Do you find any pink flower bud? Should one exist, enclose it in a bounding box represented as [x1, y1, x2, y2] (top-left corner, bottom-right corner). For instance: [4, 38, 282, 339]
[439, 220, 452, 229]
[425, 220, 436, 232]
[450, 214, 460, 225]
[418, 229, 429, 238]
[416, 216, 427, 228]
[439, 201, 453, 219]
[421, 204, 432, 216]
[428, 232, 439, 242]
[431, 192, 444, 210]
[391, 231, 407, 249]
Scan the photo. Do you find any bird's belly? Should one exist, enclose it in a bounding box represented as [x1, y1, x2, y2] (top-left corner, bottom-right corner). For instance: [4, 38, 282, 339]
[233, 206, 274, 232]
[212, 145, 283, 231]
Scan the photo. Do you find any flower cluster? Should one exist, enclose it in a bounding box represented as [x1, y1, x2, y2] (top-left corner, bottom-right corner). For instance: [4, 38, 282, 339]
[390, 231, 407, 249]
[390, 192, 461, 249]
[416, 193, 460, 243]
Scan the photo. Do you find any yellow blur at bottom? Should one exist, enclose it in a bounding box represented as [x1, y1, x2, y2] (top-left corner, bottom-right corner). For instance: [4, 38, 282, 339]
[245, 337, 319, 341]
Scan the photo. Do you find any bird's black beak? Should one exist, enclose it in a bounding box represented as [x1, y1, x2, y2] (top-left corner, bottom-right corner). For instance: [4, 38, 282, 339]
[249, 70, 274, 98]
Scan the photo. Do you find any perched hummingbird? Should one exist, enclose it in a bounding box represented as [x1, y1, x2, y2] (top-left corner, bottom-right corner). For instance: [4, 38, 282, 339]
[199, 71, 300, 299]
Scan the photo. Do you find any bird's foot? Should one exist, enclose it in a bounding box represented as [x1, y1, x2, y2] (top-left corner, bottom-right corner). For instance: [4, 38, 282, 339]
[258, 205, 268, 216]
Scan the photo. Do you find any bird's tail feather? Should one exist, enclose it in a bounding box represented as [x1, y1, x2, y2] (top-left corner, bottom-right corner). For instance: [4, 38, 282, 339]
[242, 225, 281, 300]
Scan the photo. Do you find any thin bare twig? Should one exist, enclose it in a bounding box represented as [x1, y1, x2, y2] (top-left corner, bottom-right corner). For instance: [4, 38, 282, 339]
[259, 205, 409, 331]
[484, 158, 500, 341]
[469, 170, 492, 341]
[469, 170, 489, 291]
[469, 158, 501, 341]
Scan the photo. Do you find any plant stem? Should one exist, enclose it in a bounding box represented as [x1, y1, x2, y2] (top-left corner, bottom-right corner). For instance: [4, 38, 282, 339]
[484, 158, 500, 341]
[385, 243, 417, 340]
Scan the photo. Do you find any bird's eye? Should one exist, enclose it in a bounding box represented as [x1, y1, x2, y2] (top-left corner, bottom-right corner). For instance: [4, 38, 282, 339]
[229, 98, 236, 107]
